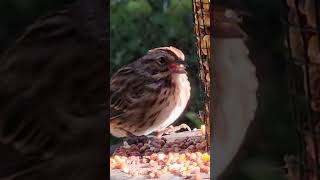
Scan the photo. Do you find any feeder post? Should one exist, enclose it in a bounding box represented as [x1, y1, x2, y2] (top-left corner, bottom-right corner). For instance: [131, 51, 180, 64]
[192, 0, 213, 151]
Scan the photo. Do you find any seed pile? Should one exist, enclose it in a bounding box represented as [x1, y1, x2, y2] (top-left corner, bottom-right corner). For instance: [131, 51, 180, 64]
[110, 129, 210, 179]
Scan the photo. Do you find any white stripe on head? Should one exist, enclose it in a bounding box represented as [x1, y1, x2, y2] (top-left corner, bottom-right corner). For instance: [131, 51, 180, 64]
[148, 46, 185, 61]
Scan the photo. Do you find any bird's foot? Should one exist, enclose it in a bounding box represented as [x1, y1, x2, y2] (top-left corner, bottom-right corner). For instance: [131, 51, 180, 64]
[156, 123, 192, 138]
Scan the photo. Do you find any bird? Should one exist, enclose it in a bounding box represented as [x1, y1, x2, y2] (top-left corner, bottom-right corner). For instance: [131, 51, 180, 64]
[211, 7, 258, 179]
[110, 46, 191, 140]
[0, 0, 107, 179]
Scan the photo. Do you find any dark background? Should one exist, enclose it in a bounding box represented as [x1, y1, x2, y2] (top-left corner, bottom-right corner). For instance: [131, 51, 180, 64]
[0, 0, 73, 165]
[0, 0, 108, 179]
[0, 0, 74, 54]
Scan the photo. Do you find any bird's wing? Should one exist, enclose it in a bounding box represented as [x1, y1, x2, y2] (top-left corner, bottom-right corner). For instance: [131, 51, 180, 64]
[110, 67, 132, 119]
[110, 66, 162, 122]
[110, 67, 146, 120]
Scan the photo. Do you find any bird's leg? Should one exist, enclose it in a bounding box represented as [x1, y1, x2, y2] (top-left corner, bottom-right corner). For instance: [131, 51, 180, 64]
[156, 123, 192, 138]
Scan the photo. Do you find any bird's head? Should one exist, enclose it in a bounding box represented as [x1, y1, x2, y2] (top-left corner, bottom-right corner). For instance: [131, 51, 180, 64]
[136, 46, 188, 79]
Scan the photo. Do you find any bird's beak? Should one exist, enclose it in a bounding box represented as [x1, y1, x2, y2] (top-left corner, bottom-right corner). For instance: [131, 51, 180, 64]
[170, 59, 188, 74]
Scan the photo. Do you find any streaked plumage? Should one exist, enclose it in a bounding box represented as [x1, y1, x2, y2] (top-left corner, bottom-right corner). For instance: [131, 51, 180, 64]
[110, 47, 191, 137]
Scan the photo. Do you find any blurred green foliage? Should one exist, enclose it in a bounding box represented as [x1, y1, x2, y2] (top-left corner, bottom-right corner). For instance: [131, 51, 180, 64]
[110, 0, 204, 137]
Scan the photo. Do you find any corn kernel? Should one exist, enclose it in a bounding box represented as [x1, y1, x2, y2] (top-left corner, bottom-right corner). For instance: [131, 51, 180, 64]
[201, 153, 210, 162]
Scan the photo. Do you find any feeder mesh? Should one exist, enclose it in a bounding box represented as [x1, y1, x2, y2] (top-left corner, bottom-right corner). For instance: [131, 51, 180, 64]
[192, 0, 211, 150]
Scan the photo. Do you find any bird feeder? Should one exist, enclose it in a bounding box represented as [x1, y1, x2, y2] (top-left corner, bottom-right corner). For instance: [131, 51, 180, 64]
[283, 0, 320, 179]
[192, 0, 212, 152]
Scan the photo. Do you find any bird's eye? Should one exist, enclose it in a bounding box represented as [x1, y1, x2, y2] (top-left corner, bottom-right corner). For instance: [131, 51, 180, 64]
[158, 57, 166, 65]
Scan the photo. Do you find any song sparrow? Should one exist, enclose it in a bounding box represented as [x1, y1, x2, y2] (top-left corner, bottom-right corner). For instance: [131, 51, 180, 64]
[110, 46, 191, 138]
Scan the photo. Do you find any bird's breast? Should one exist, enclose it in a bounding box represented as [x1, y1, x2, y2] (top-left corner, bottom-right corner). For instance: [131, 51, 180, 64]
[141, 74, 191, 135]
